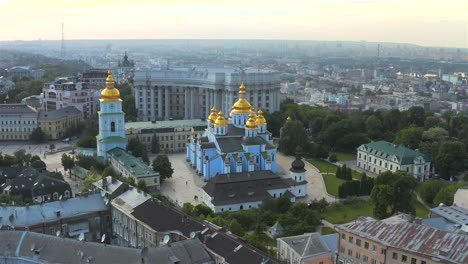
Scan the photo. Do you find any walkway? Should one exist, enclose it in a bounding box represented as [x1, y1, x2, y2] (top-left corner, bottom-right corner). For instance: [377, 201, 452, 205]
[277, 153, 336, 203]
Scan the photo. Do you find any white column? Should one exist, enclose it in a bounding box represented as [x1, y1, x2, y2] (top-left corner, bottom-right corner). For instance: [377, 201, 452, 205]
[165, 86, 170, 119]
[254, 89, 259, 110]
[214, 89, 218, 109]
[184, 88, 189, 119]
[143, 86, 148, 121]
[205, 89, 210, 117]
[261, 90, 266, 110]
[158, 86, 163, 118]
[150, 86, 155, 121]
[134, 86, 140, 119]
[190, 88, 195, 119]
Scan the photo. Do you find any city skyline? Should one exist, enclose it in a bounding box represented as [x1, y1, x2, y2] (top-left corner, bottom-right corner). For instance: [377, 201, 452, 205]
[0, 0, 467, 48]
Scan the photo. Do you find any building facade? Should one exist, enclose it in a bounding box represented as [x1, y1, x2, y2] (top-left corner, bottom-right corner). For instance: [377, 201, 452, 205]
[38, 106, 82, 140]
[187, 83, 278, 181]
[125, 119, 207, 153]
[356, 141, 431, 180]
[80, 68, 108, 88]
[277, 233, 338, 264]
[96, 71, 128, 160]
[336, 215, 468, 264]
[42, 77, 99, 120]
[0, 104, 38, 141]
[133, 67, 281, 121]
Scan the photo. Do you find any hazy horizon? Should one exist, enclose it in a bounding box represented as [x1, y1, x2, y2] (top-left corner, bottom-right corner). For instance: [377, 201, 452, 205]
[1, 0, 467, 49]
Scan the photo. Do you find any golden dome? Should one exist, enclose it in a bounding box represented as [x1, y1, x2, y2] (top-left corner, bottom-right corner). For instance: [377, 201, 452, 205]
[215, 111, 227, 126]
[232, 83, 252, 114]
[207, 107, 218, 122]
[100, 70, 121, 102]
[255, 109, 267, 125]
[245, 112, 257, 129]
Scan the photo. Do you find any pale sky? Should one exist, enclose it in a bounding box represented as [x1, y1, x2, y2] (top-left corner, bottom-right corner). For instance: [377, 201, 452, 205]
[0, 0, 467, 48]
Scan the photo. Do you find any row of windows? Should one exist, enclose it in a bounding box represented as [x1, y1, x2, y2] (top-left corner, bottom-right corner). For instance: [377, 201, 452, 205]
[341, 246, 378, 264]
[0, 134, 29, 139]
[392, 252, 426, 264]
[1, 127, 33, 132]
[0, 120, 36, 125]
[342, 233, 385, 254]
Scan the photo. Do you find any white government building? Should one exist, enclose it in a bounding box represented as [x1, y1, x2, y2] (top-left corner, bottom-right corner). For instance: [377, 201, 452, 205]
[133, 67, 281, 121]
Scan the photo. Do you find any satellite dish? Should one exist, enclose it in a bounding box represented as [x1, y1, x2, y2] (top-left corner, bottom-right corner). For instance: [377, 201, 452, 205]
[30, 243, 36, 251]
[104, 198, 109, 205]
[59, 195, 63, 201]
[100, 190, 106, 197]
[78, 233, 85, 241]
[190, 232, 196, 239]
[56, 230, 61, 237]
[140, 247, 149, 259]
[101, 234, 106, 243]
[162, 235, 170, 245]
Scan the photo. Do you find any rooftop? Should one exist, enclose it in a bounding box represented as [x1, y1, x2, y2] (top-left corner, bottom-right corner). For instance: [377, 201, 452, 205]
[107, 148, 159, 178]
[0, 193, 108, 228]
[125, 119, 207, 131]
[359, 140, 430, 164]
[430, 205, 468, 227]
[39, 106, 82, 120]
[111, 187, 151, 214]
[0, 231, 213, 264]
[278, 233, 338, 259]
[337, 217, 468, 264]
[92, 176, 127, 196]
[0, 104, 37, 115]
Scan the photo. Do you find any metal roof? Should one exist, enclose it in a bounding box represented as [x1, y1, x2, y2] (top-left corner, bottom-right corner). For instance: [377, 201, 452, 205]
[337, 218, 468, 264]
[125, 119, 207, 130]
[359, 140, 430, 164]
[430, 205, 468, 226]
[277, 232, 338, 259]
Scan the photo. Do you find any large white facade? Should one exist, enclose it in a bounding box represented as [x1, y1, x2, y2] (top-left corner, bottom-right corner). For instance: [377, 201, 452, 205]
[133, 67, 281, 121]
[0, 104, 38, 141]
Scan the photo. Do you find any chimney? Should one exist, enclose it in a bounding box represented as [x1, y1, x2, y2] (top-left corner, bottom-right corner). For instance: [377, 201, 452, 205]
[102, 177, 108, 190]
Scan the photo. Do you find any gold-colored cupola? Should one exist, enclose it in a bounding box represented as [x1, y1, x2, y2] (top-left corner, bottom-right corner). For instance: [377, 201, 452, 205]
[231, 83, 253, 114]
[100, 70, 122, 102]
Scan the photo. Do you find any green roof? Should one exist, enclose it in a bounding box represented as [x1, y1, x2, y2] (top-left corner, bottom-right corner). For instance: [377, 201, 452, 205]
[96, 136, 127, 144]
[360, 141, 430, 165]
[107, 148, 159, 178]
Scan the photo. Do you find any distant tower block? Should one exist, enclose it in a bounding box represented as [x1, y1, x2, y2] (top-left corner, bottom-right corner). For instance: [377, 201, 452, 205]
[60, 23, 65, 58]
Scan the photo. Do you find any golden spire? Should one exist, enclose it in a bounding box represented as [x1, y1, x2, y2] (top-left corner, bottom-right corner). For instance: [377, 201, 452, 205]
[207, 107, 218, 122]
[100, 69, 121, 102]
[245, 112, 257, 129]
[239, 82, 246, 94]
[232, 83, 252, 114]
[255, 109, 267, 125]
[215, 111, 227, 126]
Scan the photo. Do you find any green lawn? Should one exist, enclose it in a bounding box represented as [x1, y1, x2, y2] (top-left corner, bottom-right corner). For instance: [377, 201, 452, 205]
[321, 227, 336, 235]
[307, 159, 361, 196]
[332, 152, 356, 161]
[322, 200, 374, 224]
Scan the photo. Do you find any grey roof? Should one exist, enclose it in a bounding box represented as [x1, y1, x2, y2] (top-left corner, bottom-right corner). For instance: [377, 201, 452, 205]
[0, 231, 214, 264]
[111, 187, 152, 214]
[203, 171, 302, 206]
[421, 217, 458, 232]
[107, 148, 159, 179]
[92, 176, 127, 196]
[0, 194, 108, 228]
[359, 140, 430, 164]
[430, 205, 468, 226]
[39, 106, 82, 120]
[126, 119, 207, 130]
[278, 232, 336, 259]
[337, 218, 468, 264]
[216, 137, 244, 153]
[0, 104, 37, 115]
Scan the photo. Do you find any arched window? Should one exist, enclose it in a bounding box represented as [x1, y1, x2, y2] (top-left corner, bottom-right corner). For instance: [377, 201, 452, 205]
[111, 121, 115, 132]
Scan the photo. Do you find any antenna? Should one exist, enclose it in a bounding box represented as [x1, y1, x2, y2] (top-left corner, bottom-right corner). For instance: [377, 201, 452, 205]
[56, 230, 61, 237]
[59, 195, 63, 201]
[104, 197, 109, 205]
[190, 232, 196, 239]
[60, 23, 65, 58]
[162, 235, 170, 245]
[30, 243, 36, 251]
[101, 234, 106, 243]
[78, 233, 85, 242]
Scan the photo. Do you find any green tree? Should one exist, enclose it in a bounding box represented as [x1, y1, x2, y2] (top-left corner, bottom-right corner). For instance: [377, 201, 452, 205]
[82, 167, 102, 191]
[152, 155, 174, 180]
[395, 127, 424, 149]
[29, 127, 47, 143]
[419, 127, 449, 159]
[433, 183, 464, 206]
[101, 166, 118, 178]
[329, 153, 337, 163]
[419, 180, 445, 205]
[435, 141, 466, 180]
[228, 219, 245, 236]
[77, 135, 97, 148]
[405, 106, 425, 127]
[193, 204, 213, 218]
[182, 202, 194, 215]
[61, 154, 75, 177]
[150, 134, 160, 154]
[14, 149, 31, 166]
[335, 166, 342, 179]
[366, 115, 383, 140]
[279, 120, 308, 155]
[49, 143, 55, 152]
[137, 180, 148, 192]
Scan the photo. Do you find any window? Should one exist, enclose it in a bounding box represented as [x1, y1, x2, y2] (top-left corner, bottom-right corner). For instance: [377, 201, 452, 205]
[421, 261, 426, 264]
[356, 239, 361, 246]
[111, 121, 115, 132]
[349, 236, 354, 243]
[340, 246, 345, 253]
[402, 255, 407, 262]
[371, 259, 376, 264]
[392, 252, 397, 260]
[381, 248, 386, 255]
[348, 249, 352, 256]
[363, 256, 368, 262]
[364, 242, 369, 249]
[372, 245, 377, 252]
[355, 252, 361, 259]
[411, 258, 417, 264]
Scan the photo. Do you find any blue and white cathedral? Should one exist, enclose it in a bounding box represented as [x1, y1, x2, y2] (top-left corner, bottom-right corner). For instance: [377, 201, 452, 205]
[187, 83, 278, 181]
[96, 70, 128, 160]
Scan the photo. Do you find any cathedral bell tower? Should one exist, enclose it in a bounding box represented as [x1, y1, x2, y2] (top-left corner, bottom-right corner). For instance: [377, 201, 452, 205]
[96, 70, 127, 160]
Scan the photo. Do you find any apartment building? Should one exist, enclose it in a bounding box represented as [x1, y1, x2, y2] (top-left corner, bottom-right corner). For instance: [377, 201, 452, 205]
[38, 106, 82, 140]
[0, 104, 38, 141]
